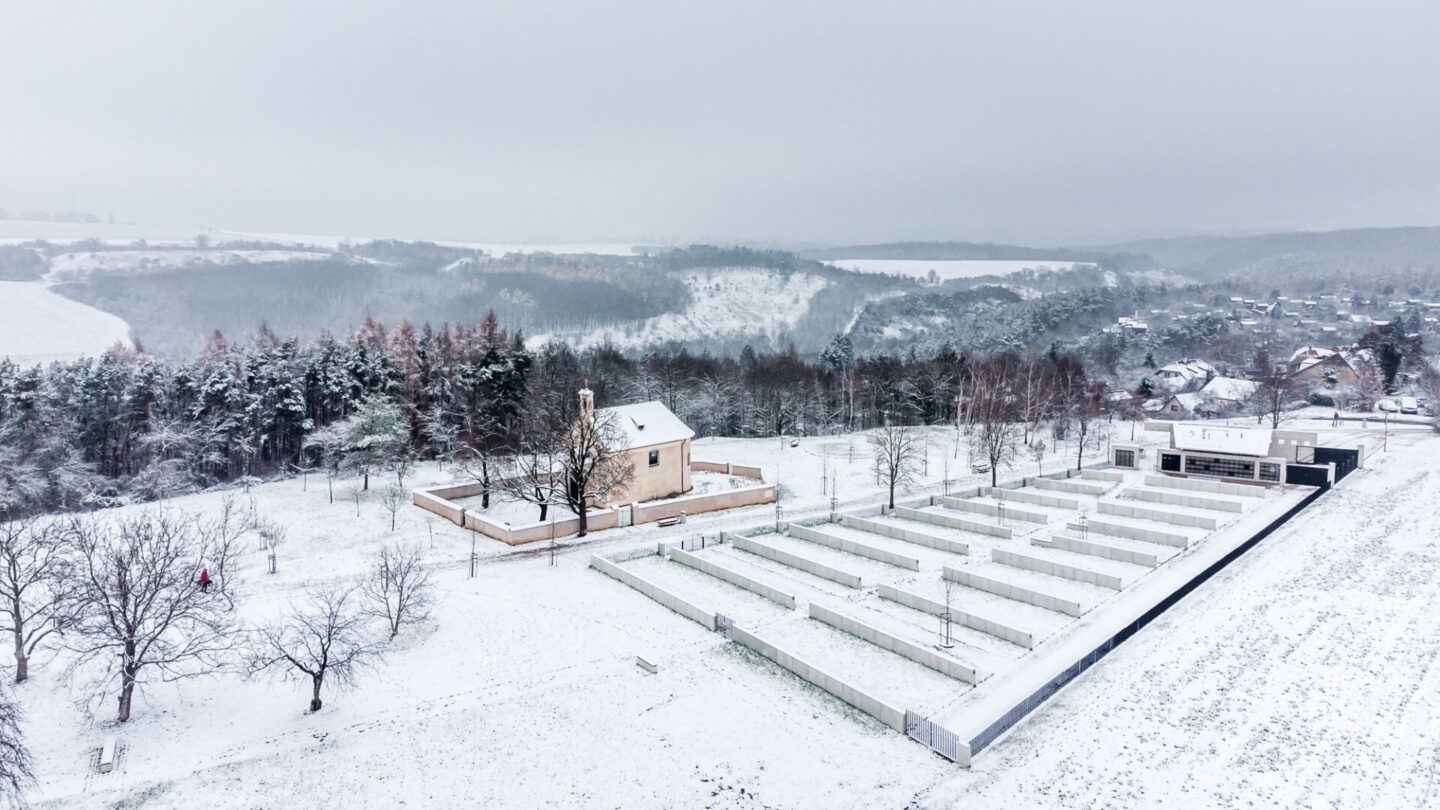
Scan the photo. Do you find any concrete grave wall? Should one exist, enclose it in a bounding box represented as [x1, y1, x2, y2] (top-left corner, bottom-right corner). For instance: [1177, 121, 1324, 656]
[1122, 487, 1244, 513]
[943, 566, 1083, 617]
[730, 534, 864, 588]
[839, 515, 970, 556]
[730, 625, 906, 732]
[982, 487, 1079, 510]
[876, 584, 1034, 648]
[1033, 532, 1160, 568]
[667, 547, 797, 609]
[589, 556, 717, 631]
[787, 524, 921, 570]
[991, 548, 1124, 590]
[891, 506, 1011, 539]
[1067, 518, 1189, 548]
[1099, 500, 1217, 529]
[808, 602, 978, 684]
[940, 497, 1048, 525]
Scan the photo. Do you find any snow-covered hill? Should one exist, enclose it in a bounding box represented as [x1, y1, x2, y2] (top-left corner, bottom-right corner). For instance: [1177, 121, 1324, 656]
[533, 267, 831, 350]
[0, 280, 131, 365]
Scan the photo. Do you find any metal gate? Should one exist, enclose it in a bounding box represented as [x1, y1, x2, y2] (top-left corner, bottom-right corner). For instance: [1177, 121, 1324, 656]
[617, 506, 632, 528]
[680, 534, 715, 552]
[715, 613, 734, 639]
[906, 710, 963, 763]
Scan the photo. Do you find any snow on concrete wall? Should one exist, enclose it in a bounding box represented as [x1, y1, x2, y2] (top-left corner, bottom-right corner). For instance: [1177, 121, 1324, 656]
[730, 534, 865, 588]
[1144, 473, 1265, 497]
[1099, 500, 1217, 530]
[589, 556, 717, 631]
[839, 515, 970, 556]
[1033, 532, 1160, 568]
[1122, 487, 1244, 513]
[877, 584, 1034, 648]
[992, 548, 1124, 590]
[940, 496, 1048, 525]
[983, 486, 1079, 511]
[1032, 477, 1109, 497]
[730, 625, 907, 733]
[666, 547, 797, 609]
[891, 506, 1011, 539]
[1069, 518, 1188, 548]
[786, 524, 921, 571]
[808, 602, 978, 684]
[943, 566, 1083, 617]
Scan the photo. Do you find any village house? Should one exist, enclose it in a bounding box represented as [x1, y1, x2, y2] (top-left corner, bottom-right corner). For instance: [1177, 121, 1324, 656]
[1153, 358, 1216, 392]
[1286, 346, 1359, 388]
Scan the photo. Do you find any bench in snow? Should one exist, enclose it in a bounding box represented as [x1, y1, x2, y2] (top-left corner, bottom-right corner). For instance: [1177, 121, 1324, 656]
[636, 656, 659, 674]
[99, 736, 118, 773]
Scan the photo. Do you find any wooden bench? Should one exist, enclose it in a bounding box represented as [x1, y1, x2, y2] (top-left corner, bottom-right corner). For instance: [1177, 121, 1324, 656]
[656, 512, 685, 528]
[635, 656, 658, 674]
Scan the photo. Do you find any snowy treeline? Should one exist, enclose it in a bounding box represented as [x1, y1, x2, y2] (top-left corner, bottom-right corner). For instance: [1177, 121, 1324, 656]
[0, 309, 1114, 519]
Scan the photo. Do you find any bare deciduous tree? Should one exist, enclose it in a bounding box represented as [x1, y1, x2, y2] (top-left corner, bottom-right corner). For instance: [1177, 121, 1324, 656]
[0, 518, 72, 683]
[0, 682, 28, 808]
[380, 485, 407, 532]
[63, 511, 242, 722]
[362, 544, 433, 638]
[558, 400, 633, 537]
[966, 362, 1019, 487]
[868, 420, 920, 510]
[251, 586, 379, 712]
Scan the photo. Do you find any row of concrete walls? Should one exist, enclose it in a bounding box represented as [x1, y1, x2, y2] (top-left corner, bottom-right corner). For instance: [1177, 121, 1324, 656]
[1143, 474, 1263, 498]
[877, 584, 1035, 648]
[1123, 487, 1243, 513]
[940, 497, 1048, 525]
[1080, 469, 1125, 483]
[788, 524, 921, 571]
[1099, 500, 1217, 530]
[892, 506, 1012, 539]
[667, 547, 798, 609]
[730, 534, 865, 588]
[589, 556, 717, 631]
[992, 548, 1123, 590]
[808, 602, 978, 684]
[1034, 532, 1159, 568]
[840, 515, 970, 556]
[730, 625, 906, 732]
[1068, 518, 1188, 548]
[943, 566, 1083, 617]
[1033, 477, 1108, 497]
[983, 486, 1079, 511]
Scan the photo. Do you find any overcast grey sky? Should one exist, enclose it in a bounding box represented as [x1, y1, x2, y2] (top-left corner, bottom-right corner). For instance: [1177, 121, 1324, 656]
[3, 1, 1439, 246]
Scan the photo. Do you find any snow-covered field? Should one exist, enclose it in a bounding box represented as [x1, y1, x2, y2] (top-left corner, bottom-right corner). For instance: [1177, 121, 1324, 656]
[44, 249, 334, 282]
[10, 423, 1436, 808]
[822, 259, 1093, 281]
[0, 280, 132, 365]
[533, 268, 831, 351]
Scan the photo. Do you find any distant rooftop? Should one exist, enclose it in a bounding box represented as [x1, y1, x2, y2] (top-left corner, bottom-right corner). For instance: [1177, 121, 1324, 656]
[1172, 423, 1273, 457]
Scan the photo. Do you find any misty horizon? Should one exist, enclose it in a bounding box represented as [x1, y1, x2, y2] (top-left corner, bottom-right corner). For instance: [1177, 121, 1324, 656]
[5, 1, 1440, 248]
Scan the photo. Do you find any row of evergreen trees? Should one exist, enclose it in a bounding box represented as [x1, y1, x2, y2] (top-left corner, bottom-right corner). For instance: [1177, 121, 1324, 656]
[0, 313, 1100, 519]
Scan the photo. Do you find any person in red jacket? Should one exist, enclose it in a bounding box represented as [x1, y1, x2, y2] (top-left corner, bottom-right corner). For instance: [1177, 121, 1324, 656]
[199, 568, 211, 592]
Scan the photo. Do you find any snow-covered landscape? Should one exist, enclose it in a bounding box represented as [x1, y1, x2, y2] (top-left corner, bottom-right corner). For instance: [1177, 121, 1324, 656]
[6, 421, 1433, 808]
[822, 259, 1094, 281]
[0, 281, 131, 365]
[6, 5, 1440, 807]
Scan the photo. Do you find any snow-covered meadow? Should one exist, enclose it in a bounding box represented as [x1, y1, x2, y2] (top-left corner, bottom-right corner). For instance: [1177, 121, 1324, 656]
[8, 423, 1437, 808]
[0, 281, 132, 365]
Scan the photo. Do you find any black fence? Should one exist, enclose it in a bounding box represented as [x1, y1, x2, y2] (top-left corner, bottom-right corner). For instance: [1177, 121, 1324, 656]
[1313, 446, 1361, 481]
[967, 484, 1328, 758]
